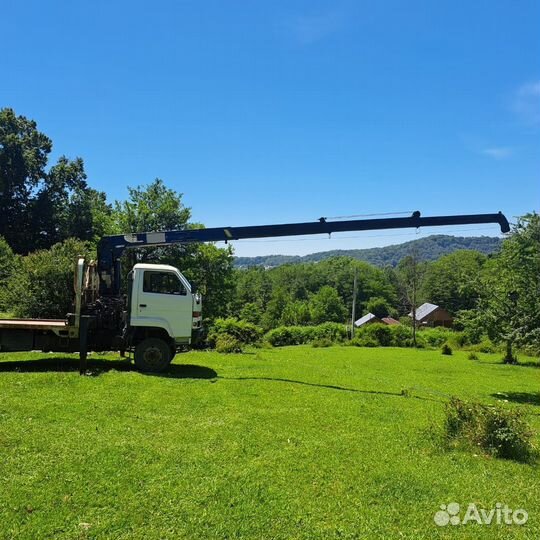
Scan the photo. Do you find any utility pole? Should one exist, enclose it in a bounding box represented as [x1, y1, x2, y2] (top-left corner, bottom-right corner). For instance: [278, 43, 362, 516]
[350, 268, 358, 339]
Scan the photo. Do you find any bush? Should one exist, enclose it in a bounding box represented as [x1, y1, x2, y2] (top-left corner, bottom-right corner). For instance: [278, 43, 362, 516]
[353, 324, 431, 348]
[349, 335, 379, 347]
[208, 318, 262, 347]
[311, 322, 348, 342]
[469, 338, 497, 354]
[444, 398, 536, 462]
[215, 334, 243, 353]
[265, 326, 310, 347]
[2, 238, 93, 318]
[265, 323, 347, 347]
[441, 343, 453, 355]
[311, 338, 332, 348]
[418, 327, 453, 348]
[468, 352, 479, 360]
[355, 323, 393, 347]
[389, 324, 414, 347]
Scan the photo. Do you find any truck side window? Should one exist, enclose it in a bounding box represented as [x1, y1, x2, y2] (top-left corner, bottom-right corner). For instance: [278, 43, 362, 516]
[143, 271, 187, 295]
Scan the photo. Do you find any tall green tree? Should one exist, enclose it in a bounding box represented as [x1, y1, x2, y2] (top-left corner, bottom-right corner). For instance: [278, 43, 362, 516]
[0, 237, 18, 311]
[421, 250, 486, 314]
[480, 214, 540, 358]
[0, 108, 51, 252]
[0, 108, 111, 252]
[309, 285, 347, 324]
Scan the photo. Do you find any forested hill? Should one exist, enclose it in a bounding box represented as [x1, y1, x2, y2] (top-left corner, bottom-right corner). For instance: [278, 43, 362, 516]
[234, 235, 503, 268]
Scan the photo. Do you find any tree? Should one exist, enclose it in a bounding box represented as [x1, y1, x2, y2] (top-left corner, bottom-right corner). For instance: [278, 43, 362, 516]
[421, 250, 486, 314]
[480, 214, 540, 359]
[309, 286, 347, 324]
[261, 288, 290, 330]
[0, 237, 18, 311]
[113, 179, 191, 233]
[229, 267, 273, 318]
[0, 108, 110, 252]
[281, 300, 311, 326]
[396, 251, 427, 347]
[239, 302, 263, 325]
[366, 296, 393, 319]
[0, 108, 51, 252]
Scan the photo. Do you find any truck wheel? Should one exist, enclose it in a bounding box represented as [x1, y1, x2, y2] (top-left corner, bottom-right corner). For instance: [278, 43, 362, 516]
[134, 338, 172, 372]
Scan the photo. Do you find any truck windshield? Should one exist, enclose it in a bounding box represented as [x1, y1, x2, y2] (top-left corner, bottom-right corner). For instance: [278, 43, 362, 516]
[143, 271, 187, 295]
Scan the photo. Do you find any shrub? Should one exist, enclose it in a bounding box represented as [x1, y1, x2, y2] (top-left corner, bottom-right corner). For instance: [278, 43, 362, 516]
[470, 338, 497, 354]
[365, 323, 393, 346]
[2, 238, 93, 318]
[265, 323, 347, 347]
[441, 343, 453, 355]
[311, 338, 332, 348]
[265, 326, 310, 347]
[349, 335, 379, 347]
[311, 322, 347, 342]
[353, 324, 429, 348]
[365, 296, 394, 319]
[444, 398, 536, 462]
[215, 334, 243, 353]
[418, 327, 453, 348]
[468, 352, 479, 360]
[389, 325, 414, 347]
[208, 318, 262, 346]
[355, 323, 393, 347]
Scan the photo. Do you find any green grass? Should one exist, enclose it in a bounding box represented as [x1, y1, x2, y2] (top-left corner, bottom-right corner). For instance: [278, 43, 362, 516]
[0, 346, 538, 539]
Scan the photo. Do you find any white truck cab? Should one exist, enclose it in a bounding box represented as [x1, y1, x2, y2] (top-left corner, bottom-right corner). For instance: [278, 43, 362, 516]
[128, 263, 202, 370]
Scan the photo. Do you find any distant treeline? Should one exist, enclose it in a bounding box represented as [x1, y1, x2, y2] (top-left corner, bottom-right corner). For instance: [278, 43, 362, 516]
[234, 235, 503, 268]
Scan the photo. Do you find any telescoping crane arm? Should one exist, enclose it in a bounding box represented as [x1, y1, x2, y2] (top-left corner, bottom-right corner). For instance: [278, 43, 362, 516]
[97, 210, 510, 295]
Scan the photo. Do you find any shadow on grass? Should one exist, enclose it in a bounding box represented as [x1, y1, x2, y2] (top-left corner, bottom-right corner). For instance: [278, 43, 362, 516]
[0, 357, 217, 380]
[483, 359, 540, 368]
[219, 375, 439, 402]
[151, 364, 217, 380]
[492, 391, 540, 406]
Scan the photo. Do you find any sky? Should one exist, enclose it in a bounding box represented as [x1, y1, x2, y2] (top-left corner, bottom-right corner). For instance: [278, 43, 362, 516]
[2, 0, 539, 256]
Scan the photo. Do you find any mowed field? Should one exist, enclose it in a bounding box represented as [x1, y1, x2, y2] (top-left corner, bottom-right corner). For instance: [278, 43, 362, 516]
[0, 347, 538, 539]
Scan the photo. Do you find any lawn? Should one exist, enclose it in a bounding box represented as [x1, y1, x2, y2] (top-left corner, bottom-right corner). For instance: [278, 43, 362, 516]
[0, 347, 538, 539]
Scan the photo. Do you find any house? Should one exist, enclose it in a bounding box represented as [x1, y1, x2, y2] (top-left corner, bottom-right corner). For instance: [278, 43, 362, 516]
[354, 313, 380, 327]
[409, 302, 453, 328]
[354, 314, 401, 328]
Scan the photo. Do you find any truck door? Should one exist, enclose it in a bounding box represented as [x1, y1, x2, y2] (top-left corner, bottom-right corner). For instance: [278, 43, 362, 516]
[136, 270, 192, 340]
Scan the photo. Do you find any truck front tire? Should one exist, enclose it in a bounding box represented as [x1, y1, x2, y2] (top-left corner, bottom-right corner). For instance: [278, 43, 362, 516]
[134, 338, 173, 372]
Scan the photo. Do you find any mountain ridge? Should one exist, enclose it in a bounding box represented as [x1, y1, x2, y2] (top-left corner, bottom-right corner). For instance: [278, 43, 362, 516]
[234, 235, 503, 268]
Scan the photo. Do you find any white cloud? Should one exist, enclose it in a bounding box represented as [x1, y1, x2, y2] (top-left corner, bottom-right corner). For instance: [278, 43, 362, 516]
[513, 81, 540, 125]
[481, 147, 513, 160]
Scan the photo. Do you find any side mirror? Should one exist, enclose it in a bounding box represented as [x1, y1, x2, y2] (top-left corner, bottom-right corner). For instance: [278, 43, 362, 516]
[190, 282, 198, 294]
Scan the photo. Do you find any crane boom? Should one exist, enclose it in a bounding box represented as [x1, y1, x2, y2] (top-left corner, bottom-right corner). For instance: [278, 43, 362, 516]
[97, 210, 510, 295]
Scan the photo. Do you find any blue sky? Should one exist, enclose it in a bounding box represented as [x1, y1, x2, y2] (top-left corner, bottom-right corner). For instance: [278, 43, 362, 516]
[2, 0, 539, 256]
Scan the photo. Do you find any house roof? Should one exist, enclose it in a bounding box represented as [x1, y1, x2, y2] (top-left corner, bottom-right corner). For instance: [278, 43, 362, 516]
[354, 313, 378, 327]
[381, 317, 400, 325]
[409, 302, 440, 321]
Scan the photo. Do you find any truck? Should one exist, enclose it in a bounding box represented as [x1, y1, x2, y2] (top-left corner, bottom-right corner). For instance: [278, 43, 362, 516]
[0, 210, 510, 373]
